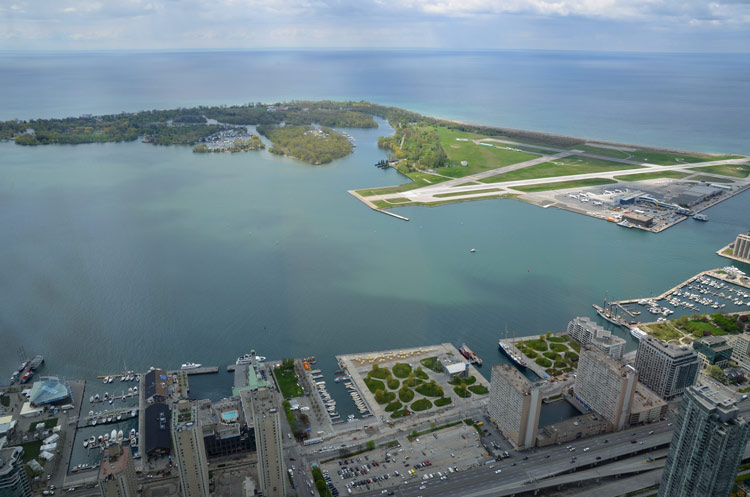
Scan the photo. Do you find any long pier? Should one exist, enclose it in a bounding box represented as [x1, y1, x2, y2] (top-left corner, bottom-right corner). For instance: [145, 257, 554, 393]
[178, 366, 218, 375]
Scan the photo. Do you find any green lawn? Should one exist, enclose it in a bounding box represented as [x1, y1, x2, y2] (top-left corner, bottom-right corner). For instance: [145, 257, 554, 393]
[399, 388, 415, 403]
[369, 367, 390, 379]
[434, 188, 501, 198]
[574, 144, 739, 165]
[29, 418, 58, 433]
[387, 378, 400, 390]
[355, 171, 452, 197]
[411, 399, 433, 411]
[420, 357, 443, 373]
[392, 363, 412, 378]
[550, 343, 569, 353]
[436, 127, 538, 178]
[385, 401, 402, 412]
[482, 156, 641, 184]
[416, 381, 445, 397]
[20, 440, 42, 463]
[685, 320, 725, 337]
[644, 322, 683, 342]
[453, 387, 471, 398]
[690, 163, 750, 179]
[511, 178, 616, 192]
[523, 339, 548, 352]
[273, 368, 303, 398]
[535, 357, 552, 368]
[364, 377, 385, 393]
[689, 175, 735, 183]
[468, 385, 488, 395]
[567, 144, 634, 160]
[614, 170, 691, 182]
[435, 397, 452, 407]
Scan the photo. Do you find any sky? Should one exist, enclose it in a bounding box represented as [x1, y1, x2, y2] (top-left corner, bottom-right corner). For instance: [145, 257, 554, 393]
[1, 0, 749, 52]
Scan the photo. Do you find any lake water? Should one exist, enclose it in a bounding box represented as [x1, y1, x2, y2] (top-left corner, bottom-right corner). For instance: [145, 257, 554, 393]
[1, 50, 749, 407]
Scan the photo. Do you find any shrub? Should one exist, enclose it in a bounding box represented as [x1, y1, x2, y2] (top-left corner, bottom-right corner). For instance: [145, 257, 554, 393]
[525, 339, 548, 352]
[364, 377, 385, 393]
[416, 381, 444, 397]
[453, 386, 471, 398]
[392, 363, 412, 378]
[399, 387, 415, 403]
[415, 367, 429, 380]
[468, 385, 488, 395]
[387, 378, 400, 390]
[420, 357, 443, 373]
[369, 368, 390, 380]
[411, 399, 433, 411]
[535, 357, 552, 368]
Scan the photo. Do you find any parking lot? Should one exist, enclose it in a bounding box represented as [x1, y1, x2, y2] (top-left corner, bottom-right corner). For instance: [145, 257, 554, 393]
[318, 424, 489, 495]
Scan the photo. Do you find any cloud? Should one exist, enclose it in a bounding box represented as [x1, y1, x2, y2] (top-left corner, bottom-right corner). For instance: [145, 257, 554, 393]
[0, 0, 749, 50]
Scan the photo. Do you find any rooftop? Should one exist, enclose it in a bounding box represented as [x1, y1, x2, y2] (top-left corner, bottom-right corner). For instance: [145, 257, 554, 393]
[631, 381, 668, 413]
[0, 447, 23, 477]
[689, 380, 740, 422]
[641, 337, 696, 358]
[98, 445, 131, 480]
[29, 379, 70, 405]
[581, 346, 636, 377]
[493, 364, 541, 393]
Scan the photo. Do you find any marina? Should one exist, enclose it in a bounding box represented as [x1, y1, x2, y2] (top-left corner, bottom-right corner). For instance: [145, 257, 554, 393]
[604, 267, 750, 330]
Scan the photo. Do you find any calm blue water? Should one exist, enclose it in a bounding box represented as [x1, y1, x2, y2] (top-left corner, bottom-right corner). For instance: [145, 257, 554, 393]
[1, 51, 749, 411]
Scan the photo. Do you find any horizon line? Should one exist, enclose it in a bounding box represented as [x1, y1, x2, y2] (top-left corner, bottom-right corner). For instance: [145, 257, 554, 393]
[1, 47, 749, 56]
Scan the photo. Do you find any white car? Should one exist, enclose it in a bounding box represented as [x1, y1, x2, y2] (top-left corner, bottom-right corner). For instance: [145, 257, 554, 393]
[495, 469, 502, 474]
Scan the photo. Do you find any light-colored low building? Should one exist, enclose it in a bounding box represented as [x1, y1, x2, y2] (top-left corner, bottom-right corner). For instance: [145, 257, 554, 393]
[628, 382, 668, 425]
[440, 358, 469, 379]
[488, 365, 543, 449]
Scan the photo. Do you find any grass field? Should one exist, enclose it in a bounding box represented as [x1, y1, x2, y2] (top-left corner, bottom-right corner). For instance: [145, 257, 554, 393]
[690, 175, 735, 183]
[572, 144, 737, 165]
[433, 188, 502, 198]
[690, 163, 750, 179]
[512, 178, 616, 192]
[355, 171, 452, 197]
[614, 170, 691, 182]
[481, 155, 642, 184]
[273, 367, 303, 398]
[644, 322, 683, 342]
[436, 127, 538, 178]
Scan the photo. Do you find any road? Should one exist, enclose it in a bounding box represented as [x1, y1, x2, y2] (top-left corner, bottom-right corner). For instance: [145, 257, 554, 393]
[353, 420, 676, 497]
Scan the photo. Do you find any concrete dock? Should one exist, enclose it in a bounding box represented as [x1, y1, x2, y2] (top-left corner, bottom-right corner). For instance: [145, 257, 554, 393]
[179, 366, 218, 375]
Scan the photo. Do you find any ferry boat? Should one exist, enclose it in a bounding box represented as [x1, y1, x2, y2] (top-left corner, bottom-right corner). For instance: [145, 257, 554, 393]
[630, 328, 647, 341]
[181, 362, 202, 370]
[498, 341, 527, 369]
[458, 344, 482, 366]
